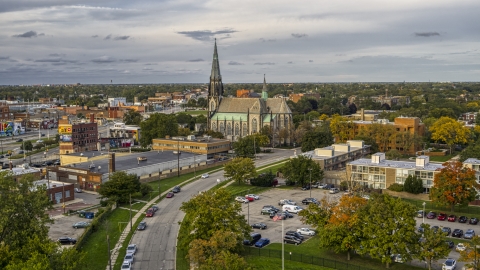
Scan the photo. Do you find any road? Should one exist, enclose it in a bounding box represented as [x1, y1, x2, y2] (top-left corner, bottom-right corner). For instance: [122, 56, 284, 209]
[130, 149, 296, 270]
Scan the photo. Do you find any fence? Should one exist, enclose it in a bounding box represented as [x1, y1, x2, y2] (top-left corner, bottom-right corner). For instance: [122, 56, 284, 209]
[242, 247, 373, 270]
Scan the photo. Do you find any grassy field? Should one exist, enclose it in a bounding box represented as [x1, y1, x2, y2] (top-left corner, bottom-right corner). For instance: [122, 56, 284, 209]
[78, 208, 130, 270]
[428, 152, 457, 162]
[183, 110, 207, 116]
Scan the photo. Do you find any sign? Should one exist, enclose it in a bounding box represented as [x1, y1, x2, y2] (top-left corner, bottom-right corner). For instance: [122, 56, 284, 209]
[60, 134, 72, 142]
[58, 125, 72, 134]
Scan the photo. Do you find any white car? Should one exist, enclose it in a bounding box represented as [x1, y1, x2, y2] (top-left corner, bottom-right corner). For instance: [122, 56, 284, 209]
[124, 254, 134, 264]
[126, 244, 137, 255]
[245, 194, 259, 200]
[235, 196, 249, 203]
[442, 258, 456, 270]
[297, 228, 316, 236]
[318, 184, 328, 189]
[329, 188, 340, 194]
[121, 261, 132, 270]
[456, 243, 466, 252]
[201, 173, 209, 178]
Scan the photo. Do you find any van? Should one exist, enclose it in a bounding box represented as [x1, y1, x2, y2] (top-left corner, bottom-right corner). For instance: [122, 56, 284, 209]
[282, 205, 303, 214]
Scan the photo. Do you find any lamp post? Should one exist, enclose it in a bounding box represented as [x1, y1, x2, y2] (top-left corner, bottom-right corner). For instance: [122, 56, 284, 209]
[247, 189, 250, 225]
[422, 201, 426, 224]
[308, 168, 312, 198]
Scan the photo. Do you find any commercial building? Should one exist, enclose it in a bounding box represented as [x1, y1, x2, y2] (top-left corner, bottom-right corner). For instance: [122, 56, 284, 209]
[34, 179, 75, 204]
[1, 163, 41, 182]
[58, 115, 98, 154]
[108, 97, 127, 107]
[300, 140, 371, 171]
[108, 122, 141, 146]
[152, 135, 231, 158]
[346, 153, 443, 192]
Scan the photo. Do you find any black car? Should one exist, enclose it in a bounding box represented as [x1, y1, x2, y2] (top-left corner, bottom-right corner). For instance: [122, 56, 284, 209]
[262, 205, 278, 212]
[261, 208, 275, 215]
[459, 216, 468, 223]
[286, 231, 304, 240]
[16, 138, 23, 142]
[470, 217, 479, 225]
[58, 237, 77, 245]
[283, 211, 294, 218]
[243, 233, 262, 246]
[432, 226, 440, 233]
[301, 198, 318, 205]
[301, 185, 311, 190]
[251, 223, 267, 230]
[445, 241, 455, 249]
[442, 227, 452, 236]
[172, 186, 181, 193]
[284, 235, 302, 245]
[53, 159, 60, 165]
[137, 221, 147, 230]
[452, 229, 464, 238]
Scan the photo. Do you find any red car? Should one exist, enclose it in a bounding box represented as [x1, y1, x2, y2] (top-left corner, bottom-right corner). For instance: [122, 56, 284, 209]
[437, 213, 447, 221]
[244, 196, 255, 202]
[166, 192, 174, 198]
[448, 215, 457, 222]
[146, 208, 154, 217]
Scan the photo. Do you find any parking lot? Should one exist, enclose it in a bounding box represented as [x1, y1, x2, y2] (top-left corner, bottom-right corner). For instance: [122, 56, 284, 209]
[239, 187, 338, 245]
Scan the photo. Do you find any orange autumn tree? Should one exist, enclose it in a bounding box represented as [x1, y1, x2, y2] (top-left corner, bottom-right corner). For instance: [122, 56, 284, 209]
[318, 195, 368, 260]
[430, 161, 478, 212]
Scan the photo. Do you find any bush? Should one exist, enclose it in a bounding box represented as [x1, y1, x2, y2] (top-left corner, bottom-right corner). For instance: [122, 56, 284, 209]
[250, 171, 276, 187]
[130, 147, 151, 152]
[388, 183, 404, 192]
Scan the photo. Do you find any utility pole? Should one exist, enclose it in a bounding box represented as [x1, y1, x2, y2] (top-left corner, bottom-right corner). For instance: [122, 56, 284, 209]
[106, 221, 112, 270]
[158, 169, 161, 197]
[177, 140, 180, 177]
[309, 168, 312, 198]
[129, 193, 132, 232]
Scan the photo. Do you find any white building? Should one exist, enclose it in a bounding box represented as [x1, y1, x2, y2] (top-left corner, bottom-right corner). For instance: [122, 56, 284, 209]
[108, 97, 127, 107]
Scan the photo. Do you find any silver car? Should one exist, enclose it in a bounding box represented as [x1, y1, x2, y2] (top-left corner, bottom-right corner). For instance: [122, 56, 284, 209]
[464, 229, 475, 239]
[124, 254, 134, 264]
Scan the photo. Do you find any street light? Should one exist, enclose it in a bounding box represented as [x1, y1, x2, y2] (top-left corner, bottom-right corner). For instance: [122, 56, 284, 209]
[308, 168, 312, 198]
[422, 201, 426, 224]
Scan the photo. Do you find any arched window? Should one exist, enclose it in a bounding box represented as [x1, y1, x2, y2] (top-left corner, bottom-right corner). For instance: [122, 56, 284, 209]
[235, 123, 240, 135]
[212, 122, 217, 132]
[210, 100, 216, 111]
[227, 123, 232, 135]
[252, 118, 257, 133]
[242, 123, 247, 136]
[284, 115, 289, 128]
[219, 122, 225, 134]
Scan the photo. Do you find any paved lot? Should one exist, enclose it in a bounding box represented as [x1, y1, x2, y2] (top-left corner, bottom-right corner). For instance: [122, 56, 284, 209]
[48, 214, 93, 242]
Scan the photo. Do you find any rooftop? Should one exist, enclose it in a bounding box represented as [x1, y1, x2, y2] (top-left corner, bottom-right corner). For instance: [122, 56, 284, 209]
[349, 158, 444, 171]
[464, 158, 480, 164]
[1, 165, 41, 176]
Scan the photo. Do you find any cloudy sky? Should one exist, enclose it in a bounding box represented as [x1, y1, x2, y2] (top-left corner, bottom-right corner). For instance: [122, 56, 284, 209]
[1, 0, 480, 85]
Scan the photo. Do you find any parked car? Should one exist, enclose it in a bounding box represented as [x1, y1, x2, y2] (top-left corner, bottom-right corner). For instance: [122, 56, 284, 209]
[172, 186, 181, 193]
[286, 231, 304, 240]
[456, 243, 466, 252]
[301, 185, 311, 190]
[417, 210, 426, 218]
[126, 244, 137, 255]
[284, 235, 302, 245]
[245, 194, 259, 200]
[121, 261, 132, 270]
[452, 229, 463, 238]
[15, 138, 23, 142]
[151, 205, 159, 212]
[311, 182, 320, 188]
[459, 216, 468, 223]
[426, 211, 437, 219]
[418, 226, 425, 233]
[235, 196, 249, 203]
[329, 188, 340, 194]
[53, 159, 60, 165]
[437, 213, 447, 221]
[243, 233, 262, 246]
[137, 221, 147, 230]
[166, 192, 174, 198]
[297, 228, 316, 236]
[470, 217, 479, 225]
[146, 208, 155, 217]
[323, 184, 334, 189]
[261, 208, 275, 215]
[278, 199, 296, 206]
[72, 221, 90, 229]
[74, 188, 82, 193]
[442, 258, 456, 270]
[301, 198, 318, 205]
[448, 215, 457, 222]
[283, 211, 294, 218]
[445, 241, 455, 249]
[201, 173, 209, 178]
[442, 227, 452, 236]
[251, 223, 267, 230]
[58, 237, 77, 245]
[245, 196, 255, 202]
[464, 229, 475, 239]
[124, 254, 134, 264]
[282, 205, 303, 214]
[318, 184, 328, 189]
[391, 254, 404, 263]
[270, 211, 286, 220]
[254, 238, 270, 248]
[432, 226, 440, 233]
[262, 205, 280, 212]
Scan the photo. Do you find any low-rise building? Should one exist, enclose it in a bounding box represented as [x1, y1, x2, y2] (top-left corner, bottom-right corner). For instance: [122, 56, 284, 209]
[152, 136, 231, 158]
[34, 179, 75, 204]
[346, 153, 443, 192]
[58, 115, 98, 154]
[2, 163, 41, 182]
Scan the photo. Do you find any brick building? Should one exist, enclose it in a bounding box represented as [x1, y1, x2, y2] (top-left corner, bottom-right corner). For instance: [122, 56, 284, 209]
[58, 115, 98, 154]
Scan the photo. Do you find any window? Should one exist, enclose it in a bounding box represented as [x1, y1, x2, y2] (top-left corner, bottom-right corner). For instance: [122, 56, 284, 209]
[252, 118, 257, 133]
[212, 122, 217, 132]
[227, 123, 232, 135]
[66, 190, 71, 198]
[235, 123, 240, 136]
[219, 123, 224, 134]
[242, 123, 247, 136]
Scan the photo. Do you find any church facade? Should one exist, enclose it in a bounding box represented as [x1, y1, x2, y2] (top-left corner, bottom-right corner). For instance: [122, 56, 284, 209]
[207, 41, 293, 144]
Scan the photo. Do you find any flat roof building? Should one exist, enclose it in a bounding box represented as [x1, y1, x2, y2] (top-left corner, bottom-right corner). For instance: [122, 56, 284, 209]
[152, 136, 231, 157]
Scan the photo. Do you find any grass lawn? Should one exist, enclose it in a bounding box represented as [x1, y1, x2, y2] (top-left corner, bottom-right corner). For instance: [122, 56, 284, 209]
[257, 161, 286, 175]
[224, 182, 271, 197]
[428, 152, 457, 162]
[128, 201, 146, 211]
[245, 256, 333, 270]
[78, 208, 130, 270]
[183, 110, 207, 116]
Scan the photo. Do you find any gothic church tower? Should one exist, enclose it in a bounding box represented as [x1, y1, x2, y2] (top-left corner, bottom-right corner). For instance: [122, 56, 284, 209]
[207, 39, 223, 129]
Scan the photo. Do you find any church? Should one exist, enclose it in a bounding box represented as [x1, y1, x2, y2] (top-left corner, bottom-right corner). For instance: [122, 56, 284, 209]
[207, 41, 293, 144]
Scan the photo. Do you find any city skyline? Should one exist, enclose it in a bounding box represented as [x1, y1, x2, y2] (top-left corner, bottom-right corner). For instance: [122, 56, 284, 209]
[1, 0, 479, 85]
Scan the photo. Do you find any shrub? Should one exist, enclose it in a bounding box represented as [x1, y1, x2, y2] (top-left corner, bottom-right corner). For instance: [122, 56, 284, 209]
[250, 171, 276, 187]
[388, 183, 404, 192]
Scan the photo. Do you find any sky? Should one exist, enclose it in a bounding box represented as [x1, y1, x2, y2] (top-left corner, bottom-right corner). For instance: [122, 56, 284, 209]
[1, 0, 480, 85]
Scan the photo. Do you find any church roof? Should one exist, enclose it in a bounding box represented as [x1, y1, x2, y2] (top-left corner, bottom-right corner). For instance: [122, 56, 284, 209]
[210, 39, 221, 80]
[211, 112, 249, 121]
[217, 98, 267, 114]
[266, 98, 292, 114]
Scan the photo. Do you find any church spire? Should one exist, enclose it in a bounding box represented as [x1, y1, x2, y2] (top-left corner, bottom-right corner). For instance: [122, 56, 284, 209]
[210, 38, 221, 80]
[261, 74, 268, 100]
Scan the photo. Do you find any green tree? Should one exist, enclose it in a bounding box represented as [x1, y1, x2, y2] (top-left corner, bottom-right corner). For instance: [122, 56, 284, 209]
[385, 149, 402, 160]
[178, 189, 251, 251]
[195, 114, 207, 124]
[301, 130, 333, 152]
[197, 97, 207, 108]
[176, 112, 193, 124]
[178, 127, 191, 136]
[403, 175, 424, 194]
[459, 235, 480, 270]
[123, 109, 142, 125]
[139, 113, 178, 147]
[20, 141, 33, 152]
[98, 171, 141, 203]
[430, 161, 478, 211]
[430, 116, 472, 154]
[233, 134, 268, 158]
[416, 224, 450, 270]
[280, 155, 323, 186]
[298, 198, 336, 229]
[250, 171, 276, 187]
[224, 157, 257, 185]
[358, 194, 418, 268]
[204, 130, 224, 139]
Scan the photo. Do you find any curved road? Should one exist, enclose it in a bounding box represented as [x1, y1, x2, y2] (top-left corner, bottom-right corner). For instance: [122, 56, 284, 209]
[130, 149, 295, 270]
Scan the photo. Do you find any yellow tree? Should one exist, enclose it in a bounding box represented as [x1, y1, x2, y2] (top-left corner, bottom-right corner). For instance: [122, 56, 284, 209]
[430, 117, 472, 154]
[368, 123, 396, 152]
[330, 115, 354, 143]
[459, 235, 480, 270]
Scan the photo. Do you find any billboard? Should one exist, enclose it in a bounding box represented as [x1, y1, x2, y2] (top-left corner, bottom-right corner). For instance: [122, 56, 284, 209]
[60, 134, 72, 142]
[58, 125, 72, 134]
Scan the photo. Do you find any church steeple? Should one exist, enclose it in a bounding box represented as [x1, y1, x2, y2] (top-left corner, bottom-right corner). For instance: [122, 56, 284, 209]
[208, 39, 223, 97]
[261, 74, 268, 101]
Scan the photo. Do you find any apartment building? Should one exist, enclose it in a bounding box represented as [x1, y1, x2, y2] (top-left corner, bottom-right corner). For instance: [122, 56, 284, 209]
[58, 115, 98, 154]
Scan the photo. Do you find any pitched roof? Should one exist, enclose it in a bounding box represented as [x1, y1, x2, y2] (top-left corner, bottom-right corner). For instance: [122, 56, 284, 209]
[210, 39, 221, 80]
[217, 98, 267, 114]
[266, 98, 292, 114]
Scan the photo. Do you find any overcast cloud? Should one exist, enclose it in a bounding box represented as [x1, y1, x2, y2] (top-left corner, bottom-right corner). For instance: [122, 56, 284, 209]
[1, 0, 479, 84]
